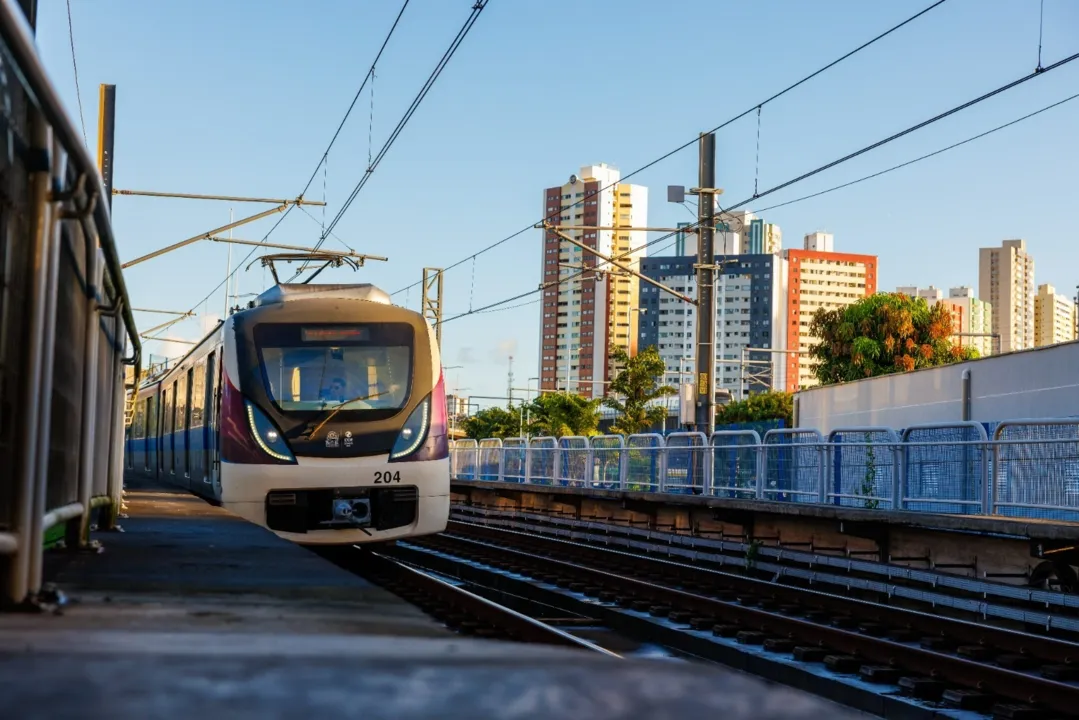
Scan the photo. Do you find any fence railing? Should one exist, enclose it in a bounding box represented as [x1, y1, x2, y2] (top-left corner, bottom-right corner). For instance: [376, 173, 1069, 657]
[0, 1, 140, 607]
[449, 419, 1079, 522]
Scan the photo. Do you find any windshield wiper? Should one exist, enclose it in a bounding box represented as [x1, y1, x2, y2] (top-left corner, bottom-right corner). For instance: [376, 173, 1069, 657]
[297, 389, 388, 440]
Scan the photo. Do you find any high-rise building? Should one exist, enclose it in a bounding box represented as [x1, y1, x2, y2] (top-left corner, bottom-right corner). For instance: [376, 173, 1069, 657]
[1034, 283, 1077, 348]
[978, 239, 1034, 353]
[944, 286, 994, 357]
[784, 237, 877, 391]
[747, 218, 782, 254]
[538, 164, 647, 398]
[638, 253, 787, 397]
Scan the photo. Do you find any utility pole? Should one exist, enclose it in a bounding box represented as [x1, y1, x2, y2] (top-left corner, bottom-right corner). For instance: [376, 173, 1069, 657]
[693, 132, 718, 434]
[97, 85, 116, 210]
[507, 355, 514, 405]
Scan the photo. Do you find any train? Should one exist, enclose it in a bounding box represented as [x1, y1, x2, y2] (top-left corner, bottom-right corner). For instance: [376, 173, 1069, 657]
[123, 282, 450, 545]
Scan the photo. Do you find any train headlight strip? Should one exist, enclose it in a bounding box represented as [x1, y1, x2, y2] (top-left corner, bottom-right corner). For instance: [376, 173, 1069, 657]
[246, 401, 295, 462]
[390, 396, 430, 460]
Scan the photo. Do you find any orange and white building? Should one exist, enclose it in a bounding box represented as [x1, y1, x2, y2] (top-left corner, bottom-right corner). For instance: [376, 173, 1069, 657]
[784, 233, 878, 391]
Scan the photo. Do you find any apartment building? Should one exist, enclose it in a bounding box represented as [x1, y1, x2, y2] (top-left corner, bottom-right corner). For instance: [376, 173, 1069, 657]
[785, 235, 878, 391]
[538, 164, 647, 398]
[978, 239, 1035, 353]
[1034, 283, 1077, 347]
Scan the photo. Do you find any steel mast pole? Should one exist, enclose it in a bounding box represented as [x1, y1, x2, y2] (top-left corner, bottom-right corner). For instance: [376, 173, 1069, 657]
[693, 133, 717, 434]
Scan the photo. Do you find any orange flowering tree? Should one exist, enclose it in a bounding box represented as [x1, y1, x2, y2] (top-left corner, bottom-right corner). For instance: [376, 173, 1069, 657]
[808, 292, 978, 386]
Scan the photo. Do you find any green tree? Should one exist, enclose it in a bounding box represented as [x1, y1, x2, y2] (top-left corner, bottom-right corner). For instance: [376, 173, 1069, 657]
[526, 391, 602, 437]
[809, 292, 978, 386]
[603, 345, 677, 435]
[714, 390, 793, 426]
[461, 406, 522, 440]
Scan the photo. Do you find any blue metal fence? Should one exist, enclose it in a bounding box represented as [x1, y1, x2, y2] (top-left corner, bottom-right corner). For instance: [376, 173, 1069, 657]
[450, 419, 1079, 521]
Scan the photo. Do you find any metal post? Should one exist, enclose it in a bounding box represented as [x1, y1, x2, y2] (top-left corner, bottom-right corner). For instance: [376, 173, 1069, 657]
[9, 111, 53, 604]
[75, 250, 105, 546]
[694, 133, 716, 434]
[96, 85, 115, 211]
[223, 208, 233, 316]
[421, 267, 444, 348]
[717, 268, 725, 410]
[27, 135, 64, 595]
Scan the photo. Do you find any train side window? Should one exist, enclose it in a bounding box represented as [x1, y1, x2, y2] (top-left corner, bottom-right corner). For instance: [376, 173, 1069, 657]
[147, 393, 158, 439]
[185, 367, 194, 431]
[190, 362, 206, 428]
[205, 351, 216, 427]
[163, 386, 173, 436]
[174, 376, 187, 435]
[133, 399, 146, 439]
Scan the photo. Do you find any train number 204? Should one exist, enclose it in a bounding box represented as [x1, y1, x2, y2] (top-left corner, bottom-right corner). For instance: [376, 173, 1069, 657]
[374, 471, 401, 484]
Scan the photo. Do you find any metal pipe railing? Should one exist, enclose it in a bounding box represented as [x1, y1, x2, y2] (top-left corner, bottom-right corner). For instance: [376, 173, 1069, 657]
[0, 0, 141, 606]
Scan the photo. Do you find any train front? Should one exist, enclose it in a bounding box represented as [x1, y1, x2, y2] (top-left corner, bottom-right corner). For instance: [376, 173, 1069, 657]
[218, 284, 449, 545]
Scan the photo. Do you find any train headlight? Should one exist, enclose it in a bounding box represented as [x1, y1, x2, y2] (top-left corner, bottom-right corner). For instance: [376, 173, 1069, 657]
[390, 397, 430, 460]
[245, 401, 295, 463]
[388, 372, 449, 463]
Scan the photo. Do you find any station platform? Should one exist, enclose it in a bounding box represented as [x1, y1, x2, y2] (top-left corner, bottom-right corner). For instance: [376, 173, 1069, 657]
[0, 476, 864, 719]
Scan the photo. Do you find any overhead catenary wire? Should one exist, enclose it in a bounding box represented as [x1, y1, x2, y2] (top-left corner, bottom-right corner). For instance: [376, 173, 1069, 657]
[389, 0, 951, 298]
[166, 1, 413, 325]
[65, 0, 87, 146]
[307, 0, 490, 257]
[752, 89, 1079, 214]
[439, 56, 1079, 326]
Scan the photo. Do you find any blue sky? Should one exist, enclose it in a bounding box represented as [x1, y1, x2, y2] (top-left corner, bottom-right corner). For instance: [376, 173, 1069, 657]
[36, 0, 1079, 403]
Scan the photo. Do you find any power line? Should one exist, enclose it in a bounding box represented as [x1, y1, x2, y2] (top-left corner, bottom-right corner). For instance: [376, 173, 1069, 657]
[753, 90, 1079, 214]
[167, 2, 413, 325]
[296, 0, 411, 205]
[65, 0, 86, 146]
[390, 0, 950, 297]
[440, 54, 1079, 326]
[298, 0, 490, 279]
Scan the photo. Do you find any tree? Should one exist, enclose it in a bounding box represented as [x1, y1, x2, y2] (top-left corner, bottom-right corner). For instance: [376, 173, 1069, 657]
[461, 406, 521, 440]
[603, 345, 677, 435]
[809, 292, 978, 386]
[526, 391, 602, 437]
[714, 390, 793, 426]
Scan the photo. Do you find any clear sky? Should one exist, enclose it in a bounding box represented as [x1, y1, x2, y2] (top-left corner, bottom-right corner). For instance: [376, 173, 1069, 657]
[35, 0, 1079, 403]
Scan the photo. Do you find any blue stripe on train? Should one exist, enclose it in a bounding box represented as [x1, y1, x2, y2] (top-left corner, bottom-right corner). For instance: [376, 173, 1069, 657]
[126, 425, 216, 486]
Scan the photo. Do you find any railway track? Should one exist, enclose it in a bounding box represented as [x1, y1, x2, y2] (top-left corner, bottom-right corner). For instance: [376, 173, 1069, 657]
[315, 546, 618, 656]
[452, 504, 1079, 636]
[388, 520, 1079, 719]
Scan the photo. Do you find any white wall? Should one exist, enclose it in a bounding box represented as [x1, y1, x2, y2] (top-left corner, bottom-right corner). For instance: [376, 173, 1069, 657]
[796, 339, 1079, 434]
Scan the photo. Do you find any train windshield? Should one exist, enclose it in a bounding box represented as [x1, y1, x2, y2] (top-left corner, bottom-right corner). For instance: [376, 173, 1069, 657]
[254, 323, 413, 414]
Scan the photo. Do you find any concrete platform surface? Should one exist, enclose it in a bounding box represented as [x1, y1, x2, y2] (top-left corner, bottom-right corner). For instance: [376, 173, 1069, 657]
[11, 477, 443, 639]
[0, 633, 865, 719]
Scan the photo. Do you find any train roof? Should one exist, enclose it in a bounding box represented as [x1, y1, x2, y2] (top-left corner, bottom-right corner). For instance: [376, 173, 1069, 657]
[253, 283, 392, 307]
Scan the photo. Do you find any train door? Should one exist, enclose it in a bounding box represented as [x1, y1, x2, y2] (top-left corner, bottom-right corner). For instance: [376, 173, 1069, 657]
[162, 386, 173, 475]
[204, 351, 219, 493]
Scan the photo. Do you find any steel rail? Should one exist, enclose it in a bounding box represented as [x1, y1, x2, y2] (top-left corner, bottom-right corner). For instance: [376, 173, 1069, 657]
[362, 550, 619, 656]
[429, 529, 1079, 715]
